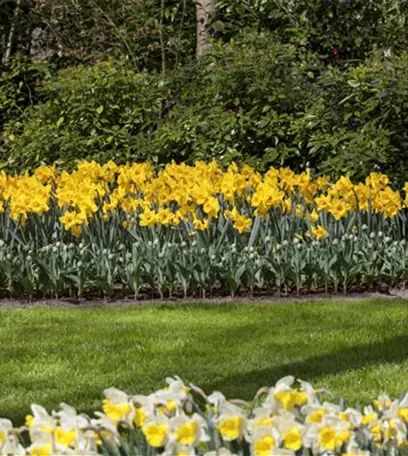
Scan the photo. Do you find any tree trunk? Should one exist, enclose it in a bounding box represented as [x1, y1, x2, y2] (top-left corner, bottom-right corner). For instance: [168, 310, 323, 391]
[196, 0, 215, 57]
[3, 0, 22, 65]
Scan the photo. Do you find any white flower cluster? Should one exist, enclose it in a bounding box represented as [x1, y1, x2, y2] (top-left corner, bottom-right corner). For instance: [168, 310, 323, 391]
[1, 376, 408, 455]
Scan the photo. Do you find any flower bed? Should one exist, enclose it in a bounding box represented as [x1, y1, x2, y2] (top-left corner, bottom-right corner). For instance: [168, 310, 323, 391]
[0, 161, 407, 298]
[2, 376, 408, 455]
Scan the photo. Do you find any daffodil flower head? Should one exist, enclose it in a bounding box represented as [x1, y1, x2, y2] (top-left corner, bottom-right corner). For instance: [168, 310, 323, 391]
[102, 388, 134, 425]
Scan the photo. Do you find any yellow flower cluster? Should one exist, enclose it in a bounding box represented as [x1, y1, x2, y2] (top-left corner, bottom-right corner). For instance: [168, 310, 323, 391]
[0, 161, 407, 236]
[0, 171, 50, 222]
[315, 174, 402, 219]
[2, 376, 408, 455]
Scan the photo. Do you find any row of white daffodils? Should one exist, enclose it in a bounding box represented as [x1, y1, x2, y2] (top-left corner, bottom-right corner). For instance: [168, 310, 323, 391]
[1, 376, 408, 455]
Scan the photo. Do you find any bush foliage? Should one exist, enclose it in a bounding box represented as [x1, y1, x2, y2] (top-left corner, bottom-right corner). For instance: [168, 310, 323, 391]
[2, 61, 169, 169]
[1, 1, 408, 181]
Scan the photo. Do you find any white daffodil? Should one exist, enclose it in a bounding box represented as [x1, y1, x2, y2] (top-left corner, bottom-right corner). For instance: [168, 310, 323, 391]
[302, 422, 319, 452]
[102, 387, 134, 425]
[27, 404, 57, 431]
[313, 415, 353, 453]
[266, 377, 309, 412]
[165, 376, 191, 400]
[56, 403, 91, 430]
[271, 410, 304, 452]
[152, 389, 181, 417]
[382, 417, 407, 447]
[207, 391, 226, 416]
[142, 415, 170, 448]
[91, 411, 120, 447]
[337, 407, 363, 429]
[373, 394, 392, 412]
[30, 427, 83, 455]
[249, 406, 275, 433]
[343, 437, 371, 456]
[27, 431, 67, 455]
[0, 433, 25, 456]
[298, 379, 317, 404]
[388, 394, 408, 424]
[216, 404, 248, 442]
[169, 413, 209, 447]
[360, 405, 379, 427]
[0, 418, 13, 443]
[164, 442, 196, 456]
[0, 420, 25, 456]
[250, 426, 281, 456]
[131, 394, 155, 428]
[302, 402, 341, 425]
[153, 378, 190, 417]
[399, 393, 408, 409]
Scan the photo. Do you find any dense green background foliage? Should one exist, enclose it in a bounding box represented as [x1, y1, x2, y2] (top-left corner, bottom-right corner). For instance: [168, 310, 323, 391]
[1, 0, 408, 180]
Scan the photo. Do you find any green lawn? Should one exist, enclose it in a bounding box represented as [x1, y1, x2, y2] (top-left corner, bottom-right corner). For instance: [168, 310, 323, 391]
[0, 299, 408, 424]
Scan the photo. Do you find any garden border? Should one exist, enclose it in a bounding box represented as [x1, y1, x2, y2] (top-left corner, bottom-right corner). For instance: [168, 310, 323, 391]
[0, 290, 406, 308]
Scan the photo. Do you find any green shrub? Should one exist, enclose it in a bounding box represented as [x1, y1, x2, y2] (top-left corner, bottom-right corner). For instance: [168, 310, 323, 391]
[1, 34, 321, 171]
[137, 32, 322, 170]
[301, 53, 408, 182]
[4, 33, 408, 182]
[1, 60, 170, 170]
[0, 58, 48, 134]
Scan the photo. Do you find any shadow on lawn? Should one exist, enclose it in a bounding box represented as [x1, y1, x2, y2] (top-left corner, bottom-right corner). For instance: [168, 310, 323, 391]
[203, 334, 408, 398]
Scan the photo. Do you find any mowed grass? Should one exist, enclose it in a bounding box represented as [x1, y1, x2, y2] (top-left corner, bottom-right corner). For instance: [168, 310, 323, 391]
[0, 299, 408, 424]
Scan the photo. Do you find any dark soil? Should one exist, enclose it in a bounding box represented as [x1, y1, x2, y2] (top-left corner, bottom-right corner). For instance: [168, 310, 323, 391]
[0, 289, 406, 308]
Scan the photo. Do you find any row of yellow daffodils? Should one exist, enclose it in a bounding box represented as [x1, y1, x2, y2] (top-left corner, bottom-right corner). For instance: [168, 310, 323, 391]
[0, 161, 406, 237]
[3, 376, 408, 455]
